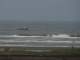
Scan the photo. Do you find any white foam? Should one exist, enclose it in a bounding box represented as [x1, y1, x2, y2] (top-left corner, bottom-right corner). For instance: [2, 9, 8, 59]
[0, 34, 79, 38]
[51, 34, 71, 38]
[12, 35, 49, 37]
[0, 35, 46, 38]
[0, 40, 72, 43]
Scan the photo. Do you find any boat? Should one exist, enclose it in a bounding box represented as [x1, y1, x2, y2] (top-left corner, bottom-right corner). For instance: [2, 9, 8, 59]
[16, 27, 49, 36]
[16, 27, 28, 30]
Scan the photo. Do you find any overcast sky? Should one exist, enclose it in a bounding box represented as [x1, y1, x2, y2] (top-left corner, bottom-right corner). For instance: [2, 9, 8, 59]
[0, 0, 79, 21]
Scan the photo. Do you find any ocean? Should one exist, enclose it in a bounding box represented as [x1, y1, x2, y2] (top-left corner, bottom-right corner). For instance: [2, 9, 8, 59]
[0, 20, 80, 47]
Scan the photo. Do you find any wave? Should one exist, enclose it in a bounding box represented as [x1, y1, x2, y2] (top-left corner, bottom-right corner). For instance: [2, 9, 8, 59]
[51, 34, 80, 38]
[13, 35, 49, 37]
[0, 33, 79, 38]
[10, 34, 70, 38]
[0, 34, 49, 38]
[0, 39, 72, 43]
[51, 34, 70, 38]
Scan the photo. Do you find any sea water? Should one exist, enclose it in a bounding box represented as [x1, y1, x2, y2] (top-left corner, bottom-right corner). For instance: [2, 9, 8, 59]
[0, 20, 80, 47]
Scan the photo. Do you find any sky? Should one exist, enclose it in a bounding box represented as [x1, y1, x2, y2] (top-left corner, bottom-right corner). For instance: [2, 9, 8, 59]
[0, 0, 79, 21]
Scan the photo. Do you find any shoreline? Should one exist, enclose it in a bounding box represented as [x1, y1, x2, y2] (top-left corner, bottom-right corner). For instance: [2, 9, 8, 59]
[0, 47, 80, 56]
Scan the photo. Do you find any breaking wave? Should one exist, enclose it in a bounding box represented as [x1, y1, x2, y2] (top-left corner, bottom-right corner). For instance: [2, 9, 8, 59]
[51, 34, 70, 38]
[0, 35, 48, 38]
[0, 33, 79, 38]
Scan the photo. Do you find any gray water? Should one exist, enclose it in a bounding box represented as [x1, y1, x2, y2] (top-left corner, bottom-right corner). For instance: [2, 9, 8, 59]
[0, 35, 80, 47]
[0, 20, 79, 35]
[0, 20, 80, 47]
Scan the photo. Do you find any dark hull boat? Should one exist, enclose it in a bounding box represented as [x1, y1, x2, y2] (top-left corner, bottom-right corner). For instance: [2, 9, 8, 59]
[16, 27, 49, 36]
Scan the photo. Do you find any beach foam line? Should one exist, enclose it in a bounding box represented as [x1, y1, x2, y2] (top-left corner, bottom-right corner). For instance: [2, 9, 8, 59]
[0, 40, 72, 43]
[0, 44, 72, 47]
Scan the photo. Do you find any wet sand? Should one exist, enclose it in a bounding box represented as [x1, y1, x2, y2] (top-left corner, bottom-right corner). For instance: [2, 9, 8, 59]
[0, 47, 80, 60]
[0, 55, 80, 60]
